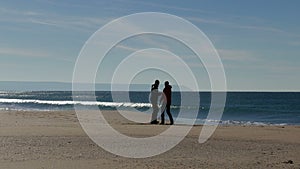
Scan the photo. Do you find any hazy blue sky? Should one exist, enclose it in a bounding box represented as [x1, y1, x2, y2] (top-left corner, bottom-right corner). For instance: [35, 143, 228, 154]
[0, 0, 300, 91]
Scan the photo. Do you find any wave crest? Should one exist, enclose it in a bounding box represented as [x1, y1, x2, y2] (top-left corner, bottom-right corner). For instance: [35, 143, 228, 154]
[0, 98, 152, 108]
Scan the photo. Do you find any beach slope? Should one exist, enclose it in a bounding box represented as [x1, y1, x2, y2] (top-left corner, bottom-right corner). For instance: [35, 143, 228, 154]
[0, 110, 299, 169]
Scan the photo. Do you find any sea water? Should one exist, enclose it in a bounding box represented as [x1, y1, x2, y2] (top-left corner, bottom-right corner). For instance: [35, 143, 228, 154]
[0, 91, 299, 125]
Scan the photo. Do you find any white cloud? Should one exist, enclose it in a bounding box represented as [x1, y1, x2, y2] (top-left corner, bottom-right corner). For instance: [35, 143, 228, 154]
[28, 15, 112, 32]
[217, 49, 257, 62]
[115, 45, 139, 52]
[187, 17, 229, 25]
[0, 7, 41, 16]
[187, 16, 300, 38]
[0, 47, 73, 62]
[0, 47, 49, 58]
[288, 41, 300, 46]
[29, 19, 61, 27]
[0, 7, 111, 32]
[127, 0, 211, 14]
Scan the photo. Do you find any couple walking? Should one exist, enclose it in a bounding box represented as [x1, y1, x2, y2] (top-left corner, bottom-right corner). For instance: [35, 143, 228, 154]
[150, 80, 174, 125]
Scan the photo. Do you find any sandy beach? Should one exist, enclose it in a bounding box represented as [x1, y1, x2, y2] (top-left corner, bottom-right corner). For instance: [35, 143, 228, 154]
[0, 110, 299, 169]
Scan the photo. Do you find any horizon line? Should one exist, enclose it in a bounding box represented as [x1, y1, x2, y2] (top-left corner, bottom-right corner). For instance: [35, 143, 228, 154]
[0, 81, 299, 92]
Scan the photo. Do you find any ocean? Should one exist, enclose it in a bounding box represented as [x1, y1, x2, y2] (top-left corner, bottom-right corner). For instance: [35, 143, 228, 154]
[0, 91, 299, 126]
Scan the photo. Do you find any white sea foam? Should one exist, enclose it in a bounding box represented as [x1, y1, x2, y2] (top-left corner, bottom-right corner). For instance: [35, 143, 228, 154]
[0, 107, 10, 111]
[0, 98, 152, 108]
[174, 118, 288, 126]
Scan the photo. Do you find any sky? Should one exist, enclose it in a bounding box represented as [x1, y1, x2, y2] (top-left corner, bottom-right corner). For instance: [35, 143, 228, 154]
[0, 0, 300, 91]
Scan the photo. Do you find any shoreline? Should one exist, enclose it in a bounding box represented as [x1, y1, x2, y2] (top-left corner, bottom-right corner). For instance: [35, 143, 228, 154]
[0, 109, 298, 127]
[0, 110, 299, 168]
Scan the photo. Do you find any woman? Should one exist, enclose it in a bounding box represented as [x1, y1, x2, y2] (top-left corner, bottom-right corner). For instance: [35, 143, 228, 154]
[150, 80, 160, 124]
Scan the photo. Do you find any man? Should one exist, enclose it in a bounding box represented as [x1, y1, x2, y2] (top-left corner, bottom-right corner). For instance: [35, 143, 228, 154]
[160, 81, 174, 125]
[150, 80, 160, 124]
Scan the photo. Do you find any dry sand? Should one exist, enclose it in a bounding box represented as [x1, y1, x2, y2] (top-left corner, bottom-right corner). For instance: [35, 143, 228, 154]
[0, 110, 299, 169]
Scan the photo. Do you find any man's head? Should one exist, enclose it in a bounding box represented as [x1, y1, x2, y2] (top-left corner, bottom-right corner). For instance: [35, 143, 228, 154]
[164, 81, 169, 86]
[155, 80, 160, 85]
